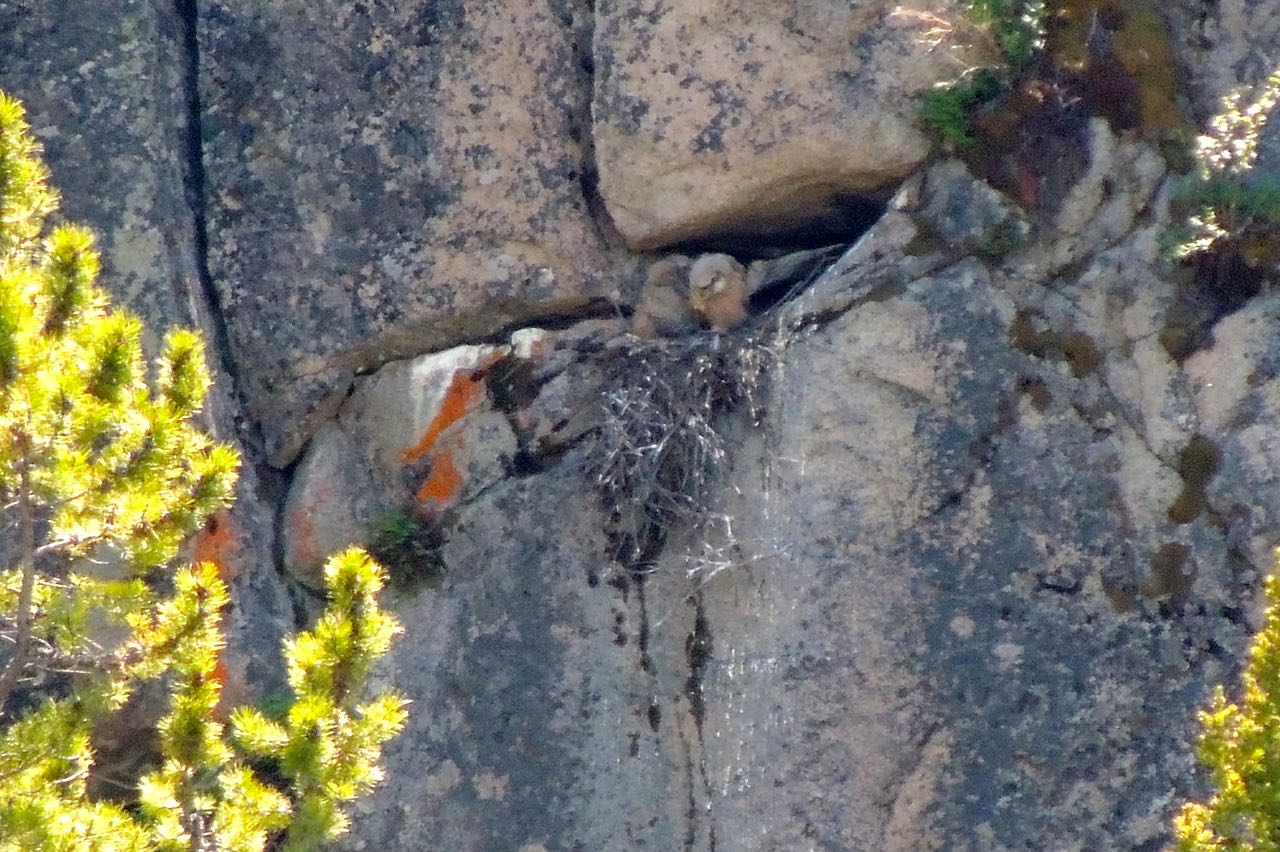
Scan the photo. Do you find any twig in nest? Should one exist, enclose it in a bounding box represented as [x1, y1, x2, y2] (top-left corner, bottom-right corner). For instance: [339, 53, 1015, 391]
[585, 330, 782, 568]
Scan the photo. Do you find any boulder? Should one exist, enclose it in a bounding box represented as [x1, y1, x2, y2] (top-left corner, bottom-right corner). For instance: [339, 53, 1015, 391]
[283, 342, 525, 584]
[592, 0, 985, 249]
[282, 424, 380, 589]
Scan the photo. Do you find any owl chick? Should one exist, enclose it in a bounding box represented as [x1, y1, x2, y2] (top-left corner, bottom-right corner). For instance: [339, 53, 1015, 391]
[689, 253, 749, 333]
[633, 254, 697, 338]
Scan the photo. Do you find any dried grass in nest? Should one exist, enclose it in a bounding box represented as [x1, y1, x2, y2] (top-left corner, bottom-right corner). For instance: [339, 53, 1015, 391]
[586, 329, 784, 570]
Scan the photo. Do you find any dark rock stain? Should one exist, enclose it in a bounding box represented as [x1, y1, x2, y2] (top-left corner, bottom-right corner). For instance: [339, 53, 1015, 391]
[1167, 434, 1222, 524]
[684, 598, 713, 728]
[683, 596, 717, 851]
[1009, 310, 1102, 378]
[611, 608, 628, 646]
[1143, 542, 1194, 610]
[637, 576, 654, 674]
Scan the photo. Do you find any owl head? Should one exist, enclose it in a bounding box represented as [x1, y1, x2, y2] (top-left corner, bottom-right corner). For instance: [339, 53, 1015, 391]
[688, 253, 746, 303]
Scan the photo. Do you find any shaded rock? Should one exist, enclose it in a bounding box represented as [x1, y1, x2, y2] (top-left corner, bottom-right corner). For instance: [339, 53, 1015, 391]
[744, 244, 846, 302]
[778, 179, 951, 325]
[592, 0, 982, 249]
[282, 424, 380, 589]
[199, 1, 627, 466]
[915, 160, 1029, 259]
[189, 472, 295, 710]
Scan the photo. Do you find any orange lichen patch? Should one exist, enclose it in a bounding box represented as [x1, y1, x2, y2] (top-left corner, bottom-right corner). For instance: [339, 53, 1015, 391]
[193, 511, 243, 585]
[212, 654, 254, 722]
[285, 504, 320, 571]
[415, 450, 463, 513]
[402, 360, 498, 463]
[212, 657, 228, 687]
[195, 514, 250, 722]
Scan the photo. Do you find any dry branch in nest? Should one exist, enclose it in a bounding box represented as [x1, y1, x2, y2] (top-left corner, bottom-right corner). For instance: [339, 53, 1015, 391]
[585, 330, 783, 570]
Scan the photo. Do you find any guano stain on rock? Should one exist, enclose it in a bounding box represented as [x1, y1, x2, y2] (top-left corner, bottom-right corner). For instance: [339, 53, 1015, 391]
[402, 365, 493, 463]
[685, 599, 714, 730]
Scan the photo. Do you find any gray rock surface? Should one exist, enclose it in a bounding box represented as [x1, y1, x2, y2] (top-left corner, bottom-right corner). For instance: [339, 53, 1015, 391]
[199, 0, 627, 465]
[336, 192, 1262, 848]
[0, 1, 199, 346]
[8, 0, 1280, 849]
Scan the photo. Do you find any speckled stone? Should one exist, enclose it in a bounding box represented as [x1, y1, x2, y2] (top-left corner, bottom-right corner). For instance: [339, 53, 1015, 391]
[199, 1, 625, 465]
[591, 0, 983, 249]
[0, 1, 200, 349]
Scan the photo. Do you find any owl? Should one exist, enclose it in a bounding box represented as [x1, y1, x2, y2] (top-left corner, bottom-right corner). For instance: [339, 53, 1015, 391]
[688, 253, 749, 333]
[633, 254, 698, 338]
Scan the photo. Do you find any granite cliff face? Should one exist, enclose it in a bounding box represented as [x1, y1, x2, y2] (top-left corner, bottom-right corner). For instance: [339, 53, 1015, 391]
[3, 0, 1280, 849]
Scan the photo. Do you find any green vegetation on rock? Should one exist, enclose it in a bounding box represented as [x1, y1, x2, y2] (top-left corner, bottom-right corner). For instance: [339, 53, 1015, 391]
[919, 0, 1045, 148]
[0, 89, 406, 850]
[370, 506, 442, 589]
[1169, 73, 1280, 262]
[1175, 552, 1280, 849]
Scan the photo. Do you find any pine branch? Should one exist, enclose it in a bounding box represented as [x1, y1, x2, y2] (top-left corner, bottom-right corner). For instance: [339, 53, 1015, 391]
[0, 456, 38, 717]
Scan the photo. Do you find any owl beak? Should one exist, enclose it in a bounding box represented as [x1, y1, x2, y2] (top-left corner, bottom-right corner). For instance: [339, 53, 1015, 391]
[711, 276, 725, 294]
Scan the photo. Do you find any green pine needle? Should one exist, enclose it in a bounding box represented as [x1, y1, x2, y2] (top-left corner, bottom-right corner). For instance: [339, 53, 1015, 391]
[0, 88, 407, 850]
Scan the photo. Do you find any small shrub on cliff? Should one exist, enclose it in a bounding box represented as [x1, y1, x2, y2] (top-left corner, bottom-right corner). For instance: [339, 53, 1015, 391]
[0, 90, 406, 849]
[369, 506, 442, 589]
[911, 0, 1045, 148]
[1168, 72, 1280, 262]
[1175, 551, 1280, 849]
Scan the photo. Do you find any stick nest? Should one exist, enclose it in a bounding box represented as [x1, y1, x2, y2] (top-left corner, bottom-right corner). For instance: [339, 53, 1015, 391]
[585, 330, 785, 569]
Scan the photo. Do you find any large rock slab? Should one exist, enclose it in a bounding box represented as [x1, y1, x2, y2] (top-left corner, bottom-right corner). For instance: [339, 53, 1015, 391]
[0, 1, 202, 348]
[282, 343, 517, 587]
[200, 1, 625, 465]
[334, 185, 1264, 847]
[591, 0, 982, 249]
